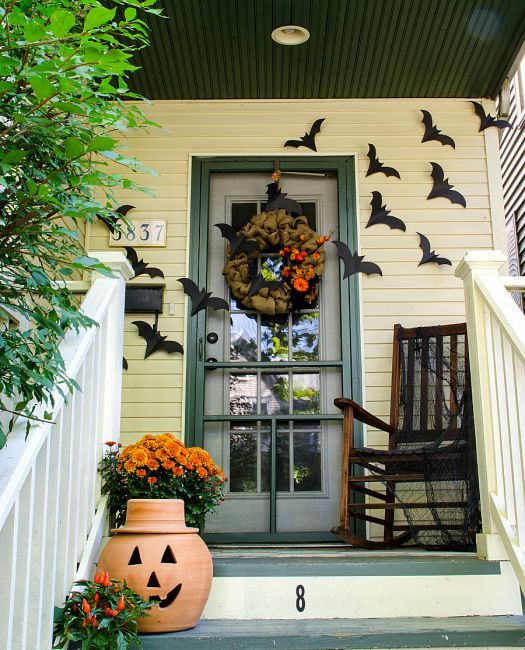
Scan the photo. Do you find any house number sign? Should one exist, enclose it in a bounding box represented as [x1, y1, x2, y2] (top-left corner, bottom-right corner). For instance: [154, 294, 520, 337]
[109, 220, 167, 247]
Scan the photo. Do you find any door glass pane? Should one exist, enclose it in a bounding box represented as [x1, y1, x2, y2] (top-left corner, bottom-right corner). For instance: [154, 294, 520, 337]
[261, 429, 290, 492]
[261, 315, 288, 361]
[292, 312, 319, 360]
[231, 313, 257, 361]
[229, 373, 257, 414]
[293, 425, 322, 492]
[229, 425, 258, 492]
[261, 373, 289, 414]
[231, 202, 258, 230]
[292, 372, 320, 414]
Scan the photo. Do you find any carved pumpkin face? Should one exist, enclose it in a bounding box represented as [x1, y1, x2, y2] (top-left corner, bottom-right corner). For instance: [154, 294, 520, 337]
[97, 532, 213, 633]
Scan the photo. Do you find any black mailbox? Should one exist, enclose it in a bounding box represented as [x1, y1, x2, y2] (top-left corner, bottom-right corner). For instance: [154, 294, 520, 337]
[125, 284, 164, 313]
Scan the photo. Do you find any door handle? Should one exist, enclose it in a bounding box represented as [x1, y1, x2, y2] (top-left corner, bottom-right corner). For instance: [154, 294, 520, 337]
[198, 337, 204, 361]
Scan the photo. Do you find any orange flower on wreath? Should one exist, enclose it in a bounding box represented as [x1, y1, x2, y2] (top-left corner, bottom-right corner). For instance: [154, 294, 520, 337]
[293, 277, 309, 292]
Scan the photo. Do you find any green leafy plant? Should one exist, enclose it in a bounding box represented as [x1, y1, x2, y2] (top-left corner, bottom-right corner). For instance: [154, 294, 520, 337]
[0, 0, 161, 447]
[99, 436, 227, 530]
[53, 572, 152, 649]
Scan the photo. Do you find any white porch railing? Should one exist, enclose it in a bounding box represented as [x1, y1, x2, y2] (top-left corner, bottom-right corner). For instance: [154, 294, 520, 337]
[456, 251, 525, 593]
[0, 252, 132, 650]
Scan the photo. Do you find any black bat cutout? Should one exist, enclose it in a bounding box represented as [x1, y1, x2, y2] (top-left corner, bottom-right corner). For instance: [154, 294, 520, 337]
[417, 232, 452, 267]
[247, 261, 283, 297]
[98, 204, 135, 233]
[214, 223, 260, 259]
[366, 144, 400, 178]
[471, 101, 512, 132]
[265, 182, 302, 216]
[177, 278, 229, 316]
[122, 356, 128, 370]
[420, 110, 456, 148]
[332, 241, 382, 278]
[365, 191, 406, 231]
[132, 321, 184, 359]
[124, 246, 165, 279]
[427, 162, 466, 208]
[284, 118, 325, 152]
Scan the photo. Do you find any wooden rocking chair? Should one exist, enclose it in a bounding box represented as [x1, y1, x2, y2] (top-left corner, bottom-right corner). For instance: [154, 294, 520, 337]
[334, 323, 479, 550]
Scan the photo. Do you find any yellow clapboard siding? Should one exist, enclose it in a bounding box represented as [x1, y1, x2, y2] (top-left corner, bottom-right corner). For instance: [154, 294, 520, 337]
[93, 98, 498, 439]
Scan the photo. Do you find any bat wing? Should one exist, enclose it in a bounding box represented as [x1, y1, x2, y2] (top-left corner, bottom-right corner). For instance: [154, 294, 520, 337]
[493, 118, 513, 130]
[359, 260, 383, 276]
[214, 223, 235, 245]
[124, 246, 139, 267]
[332, 240, 354, 278]
[430, 162, 445, 184]
[116, 204, 135, 216]
[444, 189, 467, 208]
[366, 144, 380, 176]
[370, 191, 383, 212]
[376, 214, 406, 231]
[435, 132, 456, 148]
[122, 356, 128, 370]
[264, 280, 283, 291]
[471, 101, 488, 131]
[159, 339, 184, 355]
[421, 110, 433, 137]
[132, 320, 155, 340]
[381, 165, 401, 179]
[206, 296, 230, 312]
[284, 139, 302, 148]
[241, 239, 260, 254]
[417, 232, 432, 260]
[143, 266, 165, 279]
[177, 277, 200, 301]
[309, 118, 325, 138]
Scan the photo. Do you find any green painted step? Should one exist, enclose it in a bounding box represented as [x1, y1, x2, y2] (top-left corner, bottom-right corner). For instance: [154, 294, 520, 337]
[139, 616, 525, 649]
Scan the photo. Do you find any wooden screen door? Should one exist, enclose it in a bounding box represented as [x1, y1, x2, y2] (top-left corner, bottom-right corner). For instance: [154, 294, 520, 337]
[199, 171, 345, 537]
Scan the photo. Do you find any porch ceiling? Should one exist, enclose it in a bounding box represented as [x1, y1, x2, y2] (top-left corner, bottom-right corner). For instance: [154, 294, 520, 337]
[130, 0, 525, 101]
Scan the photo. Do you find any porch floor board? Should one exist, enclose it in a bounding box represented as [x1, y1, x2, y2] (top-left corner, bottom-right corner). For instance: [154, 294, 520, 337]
[139, 615, 525, 649]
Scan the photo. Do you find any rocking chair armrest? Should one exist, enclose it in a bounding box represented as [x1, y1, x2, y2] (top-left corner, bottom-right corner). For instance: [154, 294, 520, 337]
[334, 397, 394, 433]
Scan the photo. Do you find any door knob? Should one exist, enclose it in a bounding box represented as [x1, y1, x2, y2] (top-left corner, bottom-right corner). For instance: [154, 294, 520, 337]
[207, 332, 219, 344]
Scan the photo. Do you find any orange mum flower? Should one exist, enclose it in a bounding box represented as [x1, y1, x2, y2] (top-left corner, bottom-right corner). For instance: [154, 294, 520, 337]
[147, 476, 157, 484]
[172, 467, 184, 476]
[123, 460, 136, 473]
[162, 460, 175, 470]
[197, 466, 208, 478]
[146, 458, 159, 470]
[293, 277, 309, 292]
[136, 469, 147, 478]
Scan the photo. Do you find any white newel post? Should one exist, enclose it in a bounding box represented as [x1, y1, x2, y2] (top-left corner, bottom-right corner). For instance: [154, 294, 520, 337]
[455, 251, 508, 561]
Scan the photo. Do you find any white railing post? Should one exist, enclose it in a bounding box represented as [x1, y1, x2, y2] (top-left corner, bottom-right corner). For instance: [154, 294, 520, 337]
[455, 250, 508, 560]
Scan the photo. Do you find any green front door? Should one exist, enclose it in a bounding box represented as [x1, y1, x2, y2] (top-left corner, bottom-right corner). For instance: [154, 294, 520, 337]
[186, 157, 362, 542]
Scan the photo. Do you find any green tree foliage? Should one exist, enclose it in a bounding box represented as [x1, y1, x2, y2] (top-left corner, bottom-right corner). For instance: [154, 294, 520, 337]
[0, 0, 161, 447]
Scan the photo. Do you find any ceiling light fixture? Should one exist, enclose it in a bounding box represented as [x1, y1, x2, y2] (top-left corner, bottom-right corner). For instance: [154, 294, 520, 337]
[271, 25, 310, 46]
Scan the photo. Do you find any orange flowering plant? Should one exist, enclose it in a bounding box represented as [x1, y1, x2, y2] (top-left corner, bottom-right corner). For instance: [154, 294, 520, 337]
[53, 572, 151, 649]
[278, 233, 331, 307]
[99, 435, 226, 530]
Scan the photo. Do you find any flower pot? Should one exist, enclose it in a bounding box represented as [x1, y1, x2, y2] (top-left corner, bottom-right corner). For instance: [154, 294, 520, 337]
[97, 499, 213, 633]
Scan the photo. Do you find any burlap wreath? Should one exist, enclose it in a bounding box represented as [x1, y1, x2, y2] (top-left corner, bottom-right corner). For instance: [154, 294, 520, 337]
[223, 209, 326, 315]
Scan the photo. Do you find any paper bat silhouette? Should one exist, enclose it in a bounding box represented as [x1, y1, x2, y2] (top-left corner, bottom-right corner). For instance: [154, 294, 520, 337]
[284, 118, 325, 152]
[98, 204, 135, 233]
[132, 321, 184, 359]
[471, 101, 512, 131]
[332, 241, 382, 278]
[265, 182, 302, 216]
[124, 247, 165, 279]
[177, 278, 229, 316]
[366, 144, 400, 178]
[417, 232, 452, 267]
[214, 223, 260, 259]
[420, 110, 456, 148]
[122, 356, 128, 370]
[247, 261, 283, 297]
[427, 162, 466, 207]
[365, 191, 406, 231]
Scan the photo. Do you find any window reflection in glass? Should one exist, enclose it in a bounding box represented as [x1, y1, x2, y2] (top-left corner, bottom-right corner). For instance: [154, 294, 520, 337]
[292, 373, 320, 414]
[293, 427, 322, 491]
[229, 426, 258, 492]
[261, 373, 289, 414]
[292, 313, 319, 361]
[230, 313, 257, 361]
[261, 315, 288, 361]
[229, 373, 257, 415]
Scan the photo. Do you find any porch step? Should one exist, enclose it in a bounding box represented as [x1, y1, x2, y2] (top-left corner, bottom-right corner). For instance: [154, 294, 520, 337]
[202, 549, 522, 619]
[139, 615, 525, 649]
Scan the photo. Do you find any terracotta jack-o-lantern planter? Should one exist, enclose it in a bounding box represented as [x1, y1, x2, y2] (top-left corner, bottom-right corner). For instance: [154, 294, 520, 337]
[97, 499, 213, 633]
